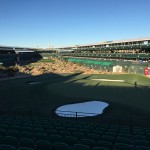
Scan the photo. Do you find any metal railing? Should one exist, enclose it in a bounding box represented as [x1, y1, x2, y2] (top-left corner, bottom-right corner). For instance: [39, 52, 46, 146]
[0, 108, 150, 129]
[55, 110, 99, 118]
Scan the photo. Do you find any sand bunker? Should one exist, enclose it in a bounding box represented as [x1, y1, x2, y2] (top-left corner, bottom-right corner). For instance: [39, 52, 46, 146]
[55, 101, 109, 117]
[92, 79, 124, 82]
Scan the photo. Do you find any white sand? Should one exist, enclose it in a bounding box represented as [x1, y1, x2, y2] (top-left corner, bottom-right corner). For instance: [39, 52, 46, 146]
[55, 101, 109, 117]
[92, 79, 124, 82]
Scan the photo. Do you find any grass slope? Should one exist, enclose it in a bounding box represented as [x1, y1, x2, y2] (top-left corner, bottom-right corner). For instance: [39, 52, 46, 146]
[0, 73, 150, 119]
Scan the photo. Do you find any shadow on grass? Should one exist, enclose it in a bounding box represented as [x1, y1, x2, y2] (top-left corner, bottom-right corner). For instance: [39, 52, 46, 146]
[0, 71, 150, 127]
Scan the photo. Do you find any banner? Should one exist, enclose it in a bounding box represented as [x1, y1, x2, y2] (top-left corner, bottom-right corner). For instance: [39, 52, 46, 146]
[144, 68, 149, 76]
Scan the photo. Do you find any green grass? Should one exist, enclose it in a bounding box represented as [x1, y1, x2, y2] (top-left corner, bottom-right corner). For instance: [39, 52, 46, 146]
[65, 74, 150, 87]
[88, 74, 150, 86]
[0, 73, 150, 120]
[37, 58, 54, 63]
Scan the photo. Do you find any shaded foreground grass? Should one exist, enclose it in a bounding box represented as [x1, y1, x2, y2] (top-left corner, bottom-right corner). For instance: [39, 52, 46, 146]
[0, 73, 150, 121]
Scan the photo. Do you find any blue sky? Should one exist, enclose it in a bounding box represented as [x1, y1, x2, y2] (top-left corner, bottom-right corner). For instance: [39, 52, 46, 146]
[0, 0, 150, 48]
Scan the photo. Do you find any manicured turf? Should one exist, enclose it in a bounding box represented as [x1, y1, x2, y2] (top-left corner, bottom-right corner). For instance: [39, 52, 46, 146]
[0, 73, 150, 120]
[37, 58, 54, 63]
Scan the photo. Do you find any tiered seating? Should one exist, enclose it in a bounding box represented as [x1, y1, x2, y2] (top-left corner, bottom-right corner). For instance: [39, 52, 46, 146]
[0, 52, 42, 66]
[0, 54, 16, 66]
[0, 115, 150, 150]
[18, 52, 41, 65]
[61, 52, 150, 60]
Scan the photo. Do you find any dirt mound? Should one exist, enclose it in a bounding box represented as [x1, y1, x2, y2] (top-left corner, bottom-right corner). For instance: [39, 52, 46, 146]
[18, 58, 102, 75]
[0, 58, 110, 80]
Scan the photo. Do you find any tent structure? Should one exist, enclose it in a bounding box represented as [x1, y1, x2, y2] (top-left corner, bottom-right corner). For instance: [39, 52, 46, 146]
[113, 65, 123, 73]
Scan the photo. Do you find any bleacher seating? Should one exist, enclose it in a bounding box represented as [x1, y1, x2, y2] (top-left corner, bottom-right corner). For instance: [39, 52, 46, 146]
[0, 52, 42, 66]
[61, 52, 150, 60]
[0, 54, 17, 66]
[0, 115, 149, 149]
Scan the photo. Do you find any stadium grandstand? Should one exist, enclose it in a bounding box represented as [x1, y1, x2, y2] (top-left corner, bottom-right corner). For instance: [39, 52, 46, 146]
[57, 37, 150, 61]
[0, 45, 42, 66]
[0, 37, 150, 75]
[39, 37, 150, 75]
[0, 38, 150, 150]
[1, 37, 150, 63]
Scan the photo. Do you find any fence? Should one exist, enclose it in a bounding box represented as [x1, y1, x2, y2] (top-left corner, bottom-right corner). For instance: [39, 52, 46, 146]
[63, 57, 150, 75]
